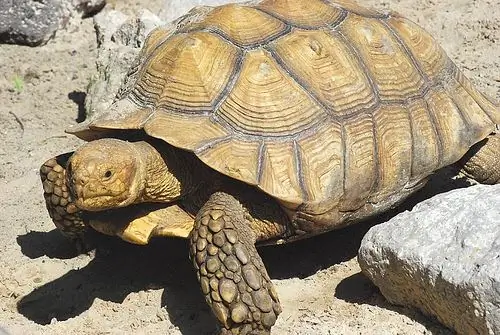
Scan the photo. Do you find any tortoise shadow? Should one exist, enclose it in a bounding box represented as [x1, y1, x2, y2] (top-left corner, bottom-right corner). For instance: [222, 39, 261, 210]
[16, 168, 469, 333]
[16, 222, 371, 334]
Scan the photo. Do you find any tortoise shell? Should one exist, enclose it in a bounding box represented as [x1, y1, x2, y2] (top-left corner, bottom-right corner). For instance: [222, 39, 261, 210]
[71, 0, 499, 217]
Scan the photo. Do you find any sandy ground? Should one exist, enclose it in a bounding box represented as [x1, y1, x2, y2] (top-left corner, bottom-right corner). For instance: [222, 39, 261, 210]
[0, 0, 498, 334]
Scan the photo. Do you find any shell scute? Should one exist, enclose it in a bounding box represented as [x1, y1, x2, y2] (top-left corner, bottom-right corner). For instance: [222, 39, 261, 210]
[184, 4, 288, 47]
[131, 31, 241, 113]
[255, 0, 347, 28]
[216, 49, 327, 137]
[271, 29, 377, 117]
[340, 14, 427, 101]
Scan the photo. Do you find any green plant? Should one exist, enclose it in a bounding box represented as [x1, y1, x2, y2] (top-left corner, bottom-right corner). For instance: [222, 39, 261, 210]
[12, 75, 24, 93]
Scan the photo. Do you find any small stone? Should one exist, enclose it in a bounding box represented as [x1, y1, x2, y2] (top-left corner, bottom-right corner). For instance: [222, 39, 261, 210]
[206, 257, 220, 273]
[234, 244, 249, 265]
[219, 278, 237, 304]
[213, 231, 226, 247]
[252, 289, 273, 313]
[231, 302, 249, 323]
[243, 265, 261, 290]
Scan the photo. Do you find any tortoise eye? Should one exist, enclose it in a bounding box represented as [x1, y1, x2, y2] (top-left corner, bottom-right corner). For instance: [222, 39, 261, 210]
[104, 170, 112, 179]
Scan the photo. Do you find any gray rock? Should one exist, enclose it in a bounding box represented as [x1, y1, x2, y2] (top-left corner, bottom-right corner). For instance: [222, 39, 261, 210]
[0, 0, 61, 46]
[359, 184, 500, 335]
[85, 10, 165, 118]
[0, 0, 105, 46]
[71, 0, 106, 17]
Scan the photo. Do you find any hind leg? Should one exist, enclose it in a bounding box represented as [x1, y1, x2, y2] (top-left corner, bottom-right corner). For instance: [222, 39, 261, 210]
[458, 133, 500, 184]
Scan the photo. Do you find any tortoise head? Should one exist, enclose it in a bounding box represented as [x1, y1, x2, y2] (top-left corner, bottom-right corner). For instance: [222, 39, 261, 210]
[67, 138, 146, 211]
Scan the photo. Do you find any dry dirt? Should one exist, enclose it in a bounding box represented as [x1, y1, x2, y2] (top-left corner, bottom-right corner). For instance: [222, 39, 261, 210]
[0, 0, 499, 334]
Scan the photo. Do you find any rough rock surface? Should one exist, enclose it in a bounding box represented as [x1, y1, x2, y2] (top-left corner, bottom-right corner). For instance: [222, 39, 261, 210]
[359, 184, 500, 335]
[0, 0, 105, 46]
[84, 9, 164, 117]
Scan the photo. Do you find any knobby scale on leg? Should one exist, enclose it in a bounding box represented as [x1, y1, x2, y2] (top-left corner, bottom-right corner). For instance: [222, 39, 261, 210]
[40, 154, 88, 252]
[189, 192, 281, 334]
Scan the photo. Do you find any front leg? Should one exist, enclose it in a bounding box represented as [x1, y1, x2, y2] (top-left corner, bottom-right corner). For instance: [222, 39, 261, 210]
[40, 153, 88, 252]
[190, 192, 281, 334]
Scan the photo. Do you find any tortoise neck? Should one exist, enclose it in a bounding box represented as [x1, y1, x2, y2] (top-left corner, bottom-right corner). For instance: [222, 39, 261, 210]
[133, 140, 201, 203]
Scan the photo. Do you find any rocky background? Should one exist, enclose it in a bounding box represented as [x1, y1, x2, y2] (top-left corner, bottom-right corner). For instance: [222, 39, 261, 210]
[0, 0, 498, 334]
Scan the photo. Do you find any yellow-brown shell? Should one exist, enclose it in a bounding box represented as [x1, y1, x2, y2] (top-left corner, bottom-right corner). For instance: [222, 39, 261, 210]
[70, 0, 499, 213]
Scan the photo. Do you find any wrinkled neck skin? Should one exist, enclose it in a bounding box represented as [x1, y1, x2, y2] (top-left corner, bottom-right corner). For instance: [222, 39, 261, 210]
[133, 140, 209, 204]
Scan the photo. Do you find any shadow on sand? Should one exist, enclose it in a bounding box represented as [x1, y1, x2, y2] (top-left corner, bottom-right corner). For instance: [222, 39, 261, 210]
[17, 168, 469, 334]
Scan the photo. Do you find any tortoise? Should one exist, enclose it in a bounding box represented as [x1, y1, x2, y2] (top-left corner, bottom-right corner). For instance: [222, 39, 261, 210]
[40, 0, 500, 333]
